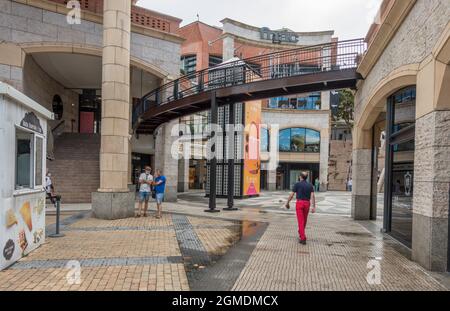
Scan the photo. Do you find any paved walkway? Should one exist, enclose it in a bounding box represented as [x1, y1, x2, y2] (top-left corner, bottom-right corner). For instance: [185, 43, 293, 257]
[1, 191, 448, 291]
[177, 191, 385, 217]
[162, 196, 448, 291]
[0, 212, 241, 291]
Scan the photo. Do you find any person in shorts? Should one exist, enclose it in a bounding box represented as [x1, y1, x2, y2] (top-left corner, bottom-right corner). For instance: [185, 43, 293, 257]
[137, 166, 153, 217]
[153, 169, 166, 219]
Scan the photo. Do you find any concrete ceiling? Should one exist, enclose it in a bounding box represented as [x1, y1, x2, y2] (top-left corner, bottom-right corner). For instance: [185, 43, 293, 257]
[32, 53, 102, 90]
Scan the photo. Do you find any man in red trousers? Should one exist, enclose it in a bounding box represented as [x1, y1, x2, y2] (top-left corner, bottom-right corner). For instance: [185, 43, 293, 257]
[286, 172, 316, 245]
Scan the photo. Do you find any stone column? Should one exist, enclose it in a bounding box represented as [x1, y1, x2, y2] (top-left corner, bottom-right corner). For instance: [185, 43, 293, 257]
[319, 128, 330, 191]
[267, 169, 277, 191]
[92, 0, 134, 220]
[412, 58, 450, 272]
[127, 69, 134, 191]
[177, 157, 190, 193]
[320, 91, 331, 110]
[155, 119, 179, 202]
[351, 126, 374, 220]
[223, 36, 235, 61]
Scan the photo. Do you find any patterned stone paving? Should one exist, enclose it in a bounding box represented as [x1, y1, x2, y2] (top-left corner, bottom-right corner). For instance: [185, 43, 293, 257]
[0, 212, 240, 291]
[1, 191, 448, 291]
[172, 214, 211, 267]
[163, 193, 449, 291]
[0, 265, 188, 291]
[178, 191, 359, 215]
[231, 215, 447, 291]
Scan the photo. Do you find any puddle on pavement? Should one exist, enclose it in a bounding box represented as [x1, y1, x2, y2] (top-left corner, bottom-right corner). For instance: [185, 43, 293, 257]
[183, 219, 265, 285]
[336, 231, 373, 238]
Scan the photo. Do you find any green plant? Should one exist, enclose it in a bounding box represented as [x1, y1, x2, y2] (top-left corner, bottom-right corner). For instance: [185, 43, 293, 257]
[334, 89, 355, 129]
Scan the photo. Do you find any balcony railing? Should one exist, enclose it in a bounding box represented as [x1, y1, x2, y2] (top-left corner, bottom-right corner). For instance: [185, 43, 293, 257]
[133, 38, 367, 127]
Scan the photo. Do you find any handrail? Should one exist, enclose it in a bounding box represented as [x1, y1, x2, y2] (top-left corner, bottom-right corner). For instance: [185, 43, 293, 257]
[52, 120, 65, 134]
[133, 38, 367, 128]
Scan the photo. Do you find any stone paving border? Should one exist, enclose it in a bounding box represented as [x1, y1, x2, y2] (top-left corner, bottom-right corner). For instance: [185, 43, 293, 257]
[63, 225, 174, 232]
[9, 256, 183, 270]
[45, 211, 91, 237]
[172, 214, 210, 267]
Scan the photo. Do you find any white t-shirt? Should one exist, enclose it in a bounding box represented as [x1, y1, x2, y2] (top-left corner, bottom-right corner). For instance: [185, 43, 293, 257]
[139, 173, 153, 193]
[45, 176, 52, 193]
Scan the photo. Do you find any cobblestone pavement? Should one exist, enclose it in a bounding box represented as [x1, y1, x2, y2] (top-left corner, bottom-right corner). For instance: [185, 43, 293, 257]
[0, 212, 241, 291]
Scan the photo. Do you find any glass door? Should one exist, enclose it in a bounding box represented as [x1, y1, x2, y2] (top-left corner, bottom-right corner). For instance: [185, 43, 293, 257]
[384, 87, 416, 248]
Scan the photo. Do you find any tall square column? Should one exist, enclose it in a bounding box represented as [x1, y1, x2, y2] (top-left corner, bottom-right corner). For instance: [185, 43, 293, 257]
[351, 127, 376, 220]
[92, 0, 134, 220]
[267, 169, 277, 191]
[155, 120, 179, 202]
[412, 59, 450, 271]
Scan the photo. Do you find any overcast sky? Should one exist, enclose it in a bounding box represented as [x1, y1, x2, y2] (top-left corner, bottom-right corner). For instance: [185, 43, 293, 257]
[137, 0, 382, 40]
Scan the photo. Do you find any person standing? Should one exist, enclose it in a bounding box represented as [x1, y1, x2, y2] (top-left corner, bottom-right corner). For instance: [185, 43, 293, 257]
[137, 166, 153, 217]
[314, 178, 320, 192]
[153, 169, 166, 219]
[286, 172, 316, 245]
[347, 178, 353, 192]
[45, 170, 56, 207]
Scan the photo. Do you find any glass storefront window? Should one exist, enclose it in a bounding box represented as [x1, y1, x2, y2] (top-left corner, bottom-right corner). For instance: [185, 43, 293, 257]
[260, 128, 269, 152]
[16, 130, 32, 189]
[391, 156, 414, 247]
[268, 93, 321, 110]
[279, 129, 291, 152]
[291, 128, 306, 151]
[278, 128, 320, 153]
[15, 128, 44, 190]
[305, 129, 321, 153]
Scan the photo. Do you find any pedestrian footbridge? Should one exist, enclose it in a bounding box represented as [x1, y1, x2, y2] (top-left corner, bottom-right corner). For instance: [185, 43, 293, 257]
[133, 39, 366, 134]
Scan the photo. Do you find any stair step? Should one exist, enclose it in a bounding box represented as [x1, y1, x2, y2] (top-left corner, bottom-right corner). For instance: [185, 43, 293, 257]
[48, 133, 102, 204]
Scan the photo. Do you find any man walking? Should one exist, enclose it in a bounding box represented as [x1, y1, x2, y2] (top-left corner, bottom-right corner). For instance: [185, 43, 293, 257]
[286, 172, 316, 245]
[137, 166, 153, 217]
[153, 169, 166, 219]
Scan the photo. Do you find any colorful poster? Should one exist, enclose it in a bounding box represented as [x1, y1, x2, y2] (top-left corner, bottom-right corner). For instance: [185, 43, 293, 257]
[1, 194, 46, 271]
[243, 100, 261, 196]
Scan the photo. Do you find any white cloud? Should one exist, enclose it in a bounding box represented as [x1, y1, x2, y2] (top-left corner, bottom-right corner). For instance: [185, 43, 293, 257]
[137, 0, 383, 40]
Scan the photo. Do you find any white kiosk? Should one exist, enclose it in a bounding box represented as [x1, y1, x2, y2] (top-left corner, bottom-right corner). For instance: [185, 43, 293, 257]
[0, 82, 53, 271]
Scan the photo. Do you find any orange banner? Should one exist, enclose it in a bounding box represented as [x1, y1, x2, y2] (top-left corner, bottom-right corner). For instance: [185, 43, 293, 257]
[243, 100, 261, 196]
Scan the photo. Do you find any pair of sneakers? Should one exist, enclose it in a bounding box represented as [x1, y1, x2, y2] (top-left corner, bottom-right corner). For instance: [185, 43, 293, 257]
[299, 239, 307, 245]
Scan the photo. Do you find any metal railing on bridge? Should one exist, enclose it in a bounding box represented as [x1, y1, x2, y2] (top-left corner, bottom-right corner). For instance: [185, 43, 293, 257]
[133, 38, 366, 127]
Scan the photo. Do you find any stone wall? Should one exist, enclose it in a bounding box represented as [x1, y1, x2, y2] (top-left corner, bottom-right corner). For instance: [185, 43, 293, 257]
[0, 63, 22, 91]
[0, 0, 181, 77]
[22, 54, 79, 132]
[412, 109, 450, 271]
[328, 140, 353, 191]
[356, 0, 450, 121]
[154, 119, 179, 202]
